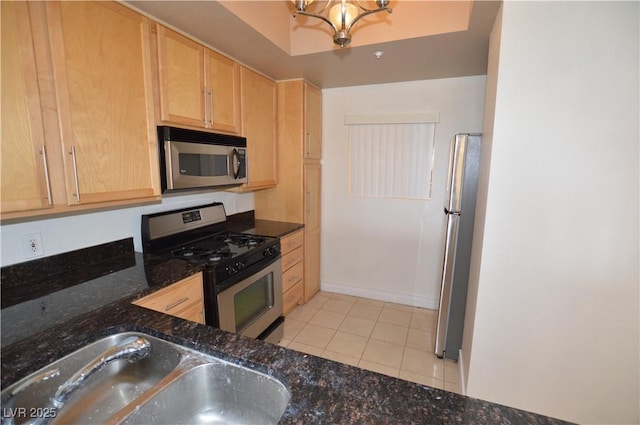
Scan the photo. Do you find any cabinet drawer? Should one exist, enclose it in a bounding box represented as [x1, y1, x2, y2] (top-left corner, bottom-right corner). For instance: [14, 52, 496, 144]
[175, 302, 205, 324]
[133, 273, 203, 317]
[282, 261, 303, 292]
[282, 246, 303, 272]
[281, 230, 303, 254]
[283, 280, 303, 316]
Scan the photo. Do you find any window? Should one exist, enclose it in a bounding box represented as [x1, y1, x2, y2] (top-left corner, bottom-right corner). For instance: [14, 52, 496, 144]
[347, 113, 438, 200]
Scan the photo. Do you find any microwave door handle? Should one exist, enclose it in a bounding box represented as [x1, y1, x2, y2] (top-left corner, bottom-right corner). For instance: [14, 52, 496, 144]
[231, 148, 241, 179]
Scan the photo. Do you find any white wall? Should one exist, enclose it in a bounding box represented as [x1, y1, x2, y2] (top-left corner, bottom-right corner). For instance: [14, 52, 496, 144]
[321, 76, 486, 308]
[463, 2, 639, 424]
[460, 2, 502, 394]
[0, 191, 254, 267]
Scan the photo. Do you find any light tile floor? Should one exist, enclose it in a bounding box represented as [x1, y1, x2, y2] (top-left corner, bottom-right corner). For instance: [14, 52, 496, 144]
[279, 290, 461, 394]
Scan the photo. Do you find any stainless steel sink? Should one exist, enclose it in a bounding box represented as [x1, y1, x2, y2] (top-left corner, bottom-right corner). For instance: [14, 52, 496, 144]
[1, 332, 290, 425]
[2, 333, 182, 425]
[119, 363, 291, 425]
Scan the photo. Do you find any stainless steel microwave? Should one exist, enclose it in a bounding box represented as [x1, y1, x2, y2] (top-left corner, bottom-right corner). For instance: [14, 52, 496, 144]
[158, 126, 247, 192]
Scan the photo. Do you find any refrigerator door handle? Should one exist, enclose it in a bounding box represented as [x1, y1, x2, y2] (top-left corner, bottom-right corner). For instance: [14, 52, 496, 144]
[444, 207, 461, 216]
[446, 134, 468, 213]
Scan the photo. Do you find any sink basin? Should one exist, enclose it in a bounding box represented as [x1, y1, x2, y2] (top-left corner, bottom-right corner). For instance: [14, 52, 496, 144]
[2, 333, 182, 425]
[120, 363, 290, 425]
[2, 332, 290, 425]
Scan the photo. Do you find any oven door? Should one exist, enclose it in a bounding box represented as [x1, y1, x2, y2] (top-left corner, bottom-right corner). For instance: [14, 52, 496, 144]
[216, 259, 283, 339]
[165, 141, 247, 190]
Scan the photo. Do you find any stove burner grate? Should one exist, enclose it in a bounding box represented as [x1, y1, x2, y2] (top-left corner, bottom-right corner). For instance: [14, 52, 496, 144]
[171, 247, 232, 262]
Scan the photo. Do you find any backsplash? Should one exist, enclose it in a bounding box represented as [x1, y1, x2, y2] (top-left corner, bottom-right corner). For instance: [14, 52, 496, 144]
[0, 237, 150, 347]
[0, 191, 254, 267]
[1, 238, 135, 309]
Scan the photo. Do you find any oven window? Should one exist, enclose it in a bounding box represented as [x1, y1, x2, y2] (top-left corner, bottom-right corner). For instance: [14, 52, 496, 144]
[234, 273, 274, 332]
[178, 153, 228, 177]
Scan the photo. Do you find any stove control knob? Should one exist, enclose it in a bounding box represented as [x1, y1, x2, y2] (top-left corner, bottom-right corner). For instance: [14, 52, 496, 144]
[236, 261, 245, 271]
[226, 266, 236, 276]
[263, 247, 276, 257]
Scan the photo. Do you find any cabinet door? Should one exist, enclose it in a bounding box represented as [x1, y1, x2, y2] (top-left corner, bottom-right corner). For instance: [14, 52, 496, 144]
[283, 281, 303, 316]
[304, 163, 321, 301]
[133, 273, 204, 324]
[46, 1, 160, 205]
[156, 25, 205, 127]
[240, 67, 277, 190]
[304, 228, 320, 302]
[176, 302, 206, 325]
[206, 50, 241, 134]
[304, 163, 321, 233]
[1, 2, 52, 214]
[304, 83, 322, 160]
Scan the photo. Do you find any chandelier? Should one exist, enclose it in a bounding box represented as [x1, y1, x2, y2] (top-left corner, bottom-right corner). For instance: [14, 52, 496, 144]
[291, 0, 393, 48]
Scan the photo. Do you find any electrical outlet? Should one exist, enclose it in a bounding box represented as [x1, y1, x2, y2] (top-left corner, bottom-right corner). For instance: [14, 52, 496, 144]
[22, 233, 44, 258]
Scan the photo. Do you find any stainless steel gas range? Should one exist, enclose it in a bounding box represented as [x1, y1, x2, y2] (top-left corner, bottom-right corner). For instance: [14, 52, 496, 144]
[141, 202, 284, 343]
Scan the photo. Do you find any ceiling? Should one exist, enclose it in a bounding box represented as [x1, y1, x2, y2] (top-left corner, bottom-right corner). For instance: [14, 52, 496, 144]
[126, 1, 501, 89]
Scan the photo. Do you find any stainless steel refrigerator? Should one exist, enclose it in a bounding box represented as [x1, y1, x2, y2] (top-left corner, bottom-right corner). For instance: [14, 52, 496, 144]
[435, 133, 482, 360]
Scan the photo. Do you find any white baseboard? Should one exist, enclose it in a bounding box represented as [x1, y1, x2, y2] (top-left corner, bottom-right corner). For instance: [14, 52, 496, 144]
[458, 348, 466, 396]
[320, 280, 439, 310]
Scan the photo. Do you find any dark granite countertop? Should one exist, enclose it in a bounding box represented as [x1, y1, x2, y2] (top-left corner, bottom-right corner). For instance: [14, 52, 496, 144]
[1, 239, 203, 347]
[226, 210, 304, 238]
[1, 235, 571, 424]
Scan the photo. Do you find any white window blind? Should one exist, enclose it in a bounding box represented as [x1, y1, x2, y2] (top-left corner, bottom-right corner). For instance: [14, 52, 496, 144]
[347, 115, 437, 200]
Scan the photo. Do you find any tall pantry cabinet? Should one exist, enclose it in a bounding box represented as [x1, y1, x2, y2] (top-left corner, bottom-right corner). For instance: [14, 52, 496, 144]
[254, 80, 322, 304]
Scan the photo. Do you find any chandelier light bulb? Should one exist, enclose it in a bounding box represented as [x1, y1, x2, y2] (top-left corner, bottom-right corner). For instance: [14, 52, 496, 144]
[329, 1, 358, 29]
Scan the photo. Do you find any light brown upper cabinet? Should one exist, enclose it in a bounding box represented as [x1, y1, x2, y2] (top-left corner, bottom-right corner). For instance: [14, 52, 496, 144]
[46, 1, 160, 206]
[1, 1, 52, 214]
[155, 25, 241, 135]
[2, 1, 161, 220]
[304, 84, 322, 160]
[236, 67, 277, 191]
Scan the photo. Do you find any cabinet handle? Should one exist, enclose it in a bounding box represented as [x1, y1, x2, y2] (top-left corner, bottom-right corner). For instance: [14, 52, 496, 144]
[69, 146, 80, 203]
[306, 133, 310, 157]
[40, 145, 52, 206]
[209, 89, 214, 126]
[306, 191, 311, 216]
[203, 89, 208, 126]
[165, 297, 189, 312]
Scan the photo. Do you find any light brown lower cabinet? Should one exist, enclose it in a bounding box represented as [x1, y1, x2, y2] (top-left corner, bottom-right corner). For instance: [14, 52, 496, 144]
[133, 273, 205, 324]
[283, 281, 304, 316]
[281, 230, 304, 315]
